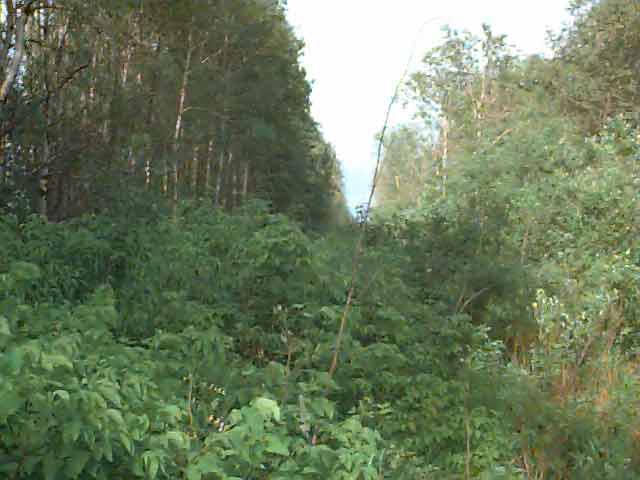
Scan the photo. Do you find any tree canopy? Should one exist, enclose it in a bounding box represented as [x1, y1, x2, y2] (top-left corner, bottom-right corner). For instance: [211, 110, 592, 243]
[0, 0, 347, 224]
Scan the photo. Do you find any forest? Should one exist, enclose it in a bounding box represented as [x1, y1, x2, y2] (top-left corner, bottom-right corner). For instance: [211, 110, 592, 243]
[0, 0, 639, 478]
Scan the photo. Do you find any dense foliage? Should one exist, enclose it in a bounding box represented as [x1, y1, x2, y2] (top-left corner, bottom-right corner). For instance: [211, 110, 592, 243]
[369, 0, 640, 476]
[0, 0, 347, 224]
[1, 0, 640, 479]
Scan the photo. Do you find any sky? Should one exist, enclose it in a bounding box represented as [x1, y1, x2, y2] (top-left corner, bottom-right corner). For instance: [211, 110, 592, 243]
[285, 1, 574, 212]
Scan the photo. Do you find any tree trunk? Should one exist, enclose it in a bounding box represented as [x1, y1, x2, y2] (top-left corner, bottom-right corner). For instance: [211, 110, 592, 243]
[171, 27, 194, 211]
[38, 141, 49, 217]
[0, 1, 33, 104]
[84, 40, 100, 126]
[231, 160, 238, 209]
[0, 1, 16, 72]
[191, 145, 199, 193]
[441, 116, 449, 198]
[204, 138, 213, 196]
[146, 36, 161, 191]
[215, 148, 226, 207]
[242, 161, 249, 200]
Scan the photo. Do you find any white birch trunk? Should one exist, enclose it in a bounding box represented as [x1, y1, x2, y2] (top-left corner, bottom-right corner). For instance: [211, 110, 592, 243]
[0, 2, 32, 104]
[205, 138, 213, 194]
[191, 145, 199, 191]
[172, 28, 194, 207]
[242, 161, 249, 200]
[442, 116, 449, 198]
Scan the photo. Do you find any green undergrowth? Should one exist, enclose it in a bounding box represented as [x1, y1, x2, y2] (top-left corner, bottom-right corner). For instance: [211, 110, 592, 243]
[1, 151, 639, 480]
[0, 202, 504, 479]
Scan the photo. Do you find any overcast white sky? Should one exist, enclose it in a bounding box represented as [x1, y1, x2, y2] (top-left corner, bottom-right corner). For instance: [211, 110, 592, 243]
[285, 1, 573, 212]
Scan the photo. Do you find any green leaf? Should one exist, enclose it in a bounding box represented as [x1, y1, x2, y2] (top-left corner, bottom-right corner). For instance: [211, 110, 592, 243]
[159, 404, 183, 420]
[265, 434, 290, 456]
[148, 457, 159, 480]
[65, 450, 91, 478]
[42, 453, 61, 480]
[102, 440, 113, 462]
[252, 397, 281, 422]
[63, 421, 82, 444]
[10, 261, 41, 282]
[310, 398, 335, 418]
[192, 453, 222, 476]
[52, 390, 70, 402]
[2, 349, 24, 374]
[143, 451, 159, 479]
[120, 432, 134, 454]
[41, 353, 74, 371]
[0, 461, 19, 475]
[0, 316, 11, 336]
[97, 384, 121, 406]
[320, 306, 339, 322]
[0, 388, 22, 418]
[186, 466, 202, 480]
[165, 430, 188, 449]
[106, 408, 125, 426]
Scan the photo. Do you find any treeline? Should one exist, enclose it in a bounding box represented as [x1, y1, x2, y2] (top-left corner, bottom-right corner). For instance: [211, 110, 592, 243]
[369, 0, 640, 476]
[0, 0, 347, 224]
[376, 0, 640, 210]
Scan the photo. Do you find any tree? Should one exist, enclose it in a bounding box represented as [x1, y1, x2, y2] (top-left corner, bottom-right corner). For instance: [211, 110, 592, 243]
[0, 0, 346, 225]
[374, 124, 436, 210]
[552, 0, 640, 132]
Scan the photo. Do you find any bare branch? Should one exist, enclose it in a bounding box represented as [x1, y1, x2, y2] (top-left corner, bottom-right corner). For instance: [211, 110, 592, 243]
[457, 287, 491, 314]
[56, 62, 89, 91]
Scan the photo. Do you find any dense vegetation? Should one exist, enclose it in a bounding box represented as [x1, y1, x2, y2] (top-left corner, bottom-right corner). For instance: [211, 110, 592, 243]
[1, 0, 639, 478]
[0, 0, 347, 224]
